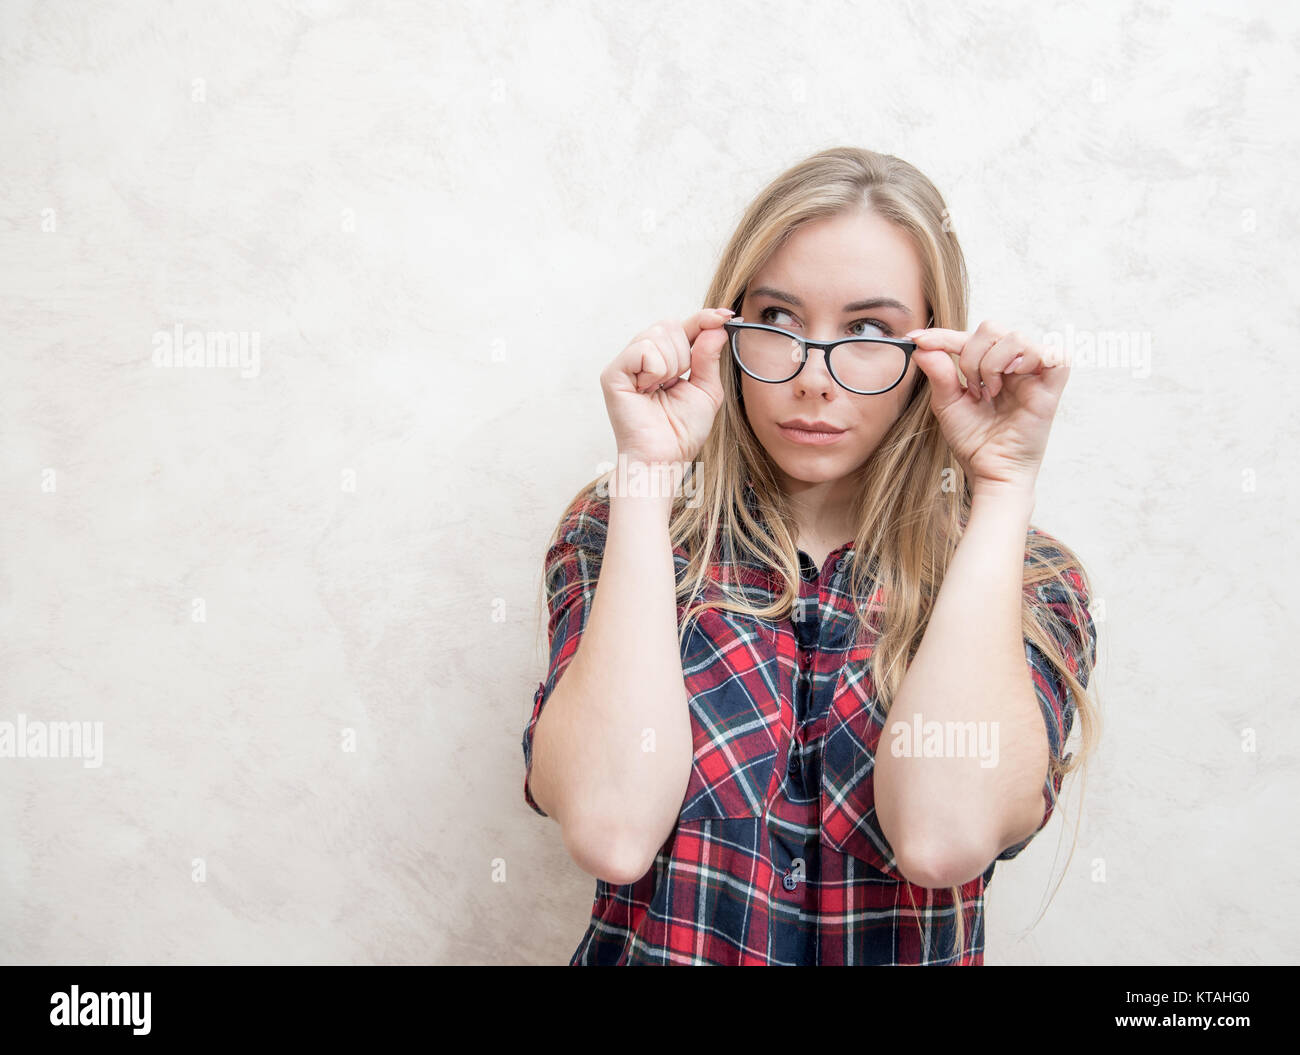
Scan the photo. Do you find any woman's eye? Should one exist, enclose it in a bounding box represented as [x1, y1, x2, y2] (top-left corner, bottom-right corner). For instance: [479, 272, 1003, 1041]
[759, 308, 893, 338]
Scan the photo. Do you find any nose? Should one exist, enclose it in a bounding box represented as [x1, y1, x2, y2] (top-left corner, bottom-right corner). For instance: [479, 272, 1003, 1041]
[794, 342, 837, 397]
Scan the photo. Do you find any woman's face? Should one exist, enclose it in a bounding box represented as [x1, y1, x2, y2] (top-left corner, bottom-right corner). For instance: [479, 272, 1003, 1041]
[737, 207, 929, 493]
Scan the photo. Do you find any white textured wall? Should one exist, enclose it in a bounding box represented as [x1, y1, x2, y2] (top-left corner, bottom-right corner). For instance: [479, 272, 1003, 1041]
[1, 0, 1294, 965]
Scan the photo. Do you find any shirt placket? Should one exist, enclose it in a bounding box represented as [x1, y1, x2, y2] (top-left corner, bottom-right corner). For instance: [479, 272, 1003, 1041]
[766, 547, 839, 964]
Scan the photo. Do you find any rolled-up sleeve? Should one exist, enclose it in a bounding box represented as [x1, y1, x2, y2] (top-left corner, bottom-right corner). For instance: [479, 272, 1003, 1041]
[521, 492, 609, 817]
[996, 563, 1098, 861]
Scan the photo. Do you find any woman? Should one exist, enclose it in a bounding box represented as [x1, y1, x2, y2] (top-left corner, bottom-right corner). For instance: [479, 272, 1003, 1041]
[522, 146, 1099, 965]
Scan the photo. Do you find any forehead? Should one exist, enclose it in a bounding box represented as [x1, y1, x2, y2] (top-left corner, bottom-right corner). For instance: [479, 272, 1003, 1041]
[750, 209, 924, 306]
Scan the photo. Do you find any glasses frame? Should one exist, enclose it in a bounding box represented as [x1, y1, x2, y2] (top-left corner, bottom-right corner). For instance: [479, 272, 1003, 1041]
[723, 314, 933, 395]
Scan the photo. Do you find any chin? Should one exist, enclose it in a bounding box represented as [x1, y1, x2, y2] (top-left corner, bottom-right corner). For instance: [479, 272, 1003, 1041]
[771, 454, 854, 483]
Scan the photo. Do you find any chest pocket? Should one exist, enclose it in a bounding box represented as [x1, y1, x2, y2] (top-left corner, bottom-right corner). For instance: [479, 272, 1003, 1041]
[677, 606, 783, 822]
[819, 643, 905, 880]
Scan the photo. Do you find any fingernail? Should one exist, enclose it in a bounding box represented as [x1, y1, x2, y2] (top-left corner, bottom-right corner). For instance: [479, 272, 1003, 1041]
[905, 329, 925, 338]
[1003, 355, 1024, 374]
[714, 308, 736, 317]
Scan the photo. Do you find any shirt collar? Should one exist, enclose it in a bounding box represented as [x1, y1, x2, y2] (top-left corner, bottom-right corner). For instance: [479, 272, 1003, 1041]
[736, 475, 857, 572]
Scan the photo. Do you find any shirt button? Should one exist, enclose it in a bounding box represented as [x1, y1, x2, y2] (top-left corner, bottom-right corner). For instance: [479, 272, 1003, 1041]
[787, 750, 799, 773]
[782, 871, 799, 890]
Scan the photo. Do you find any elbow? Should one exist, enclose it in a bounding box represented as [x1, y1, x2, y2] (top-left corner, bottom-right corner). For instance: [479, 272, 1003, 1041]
[562, 814, 657, 886]
[893, 834, 998, 889]
[877, 783, 1018, 888]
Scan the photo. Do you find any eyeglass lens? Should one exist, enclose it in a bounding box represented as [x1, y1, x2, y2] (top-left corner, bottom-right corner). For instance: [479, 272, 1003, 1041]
[733, 329, 906, 393]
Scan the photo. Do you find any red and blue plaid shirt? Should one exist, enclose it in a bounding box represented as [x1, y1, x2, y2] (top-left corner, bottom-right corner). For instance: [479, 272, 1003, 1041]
[523, 480, 1096, 965]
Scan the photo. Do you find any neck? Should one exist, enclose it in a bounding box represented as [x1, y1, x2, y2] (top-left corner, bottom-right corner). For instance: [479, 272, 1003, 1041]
[778, 473, 858, 547]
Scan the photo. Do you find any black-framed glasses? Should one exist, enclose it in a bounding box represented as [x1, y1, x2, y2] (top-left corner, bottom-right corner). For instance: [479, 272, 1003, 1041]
[723, 315, 933, 395]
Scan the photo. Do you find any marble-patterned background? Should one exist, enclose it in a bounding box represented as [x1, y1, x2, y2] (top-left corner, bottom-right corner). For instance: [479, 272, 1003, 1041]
[0, 0, 1294, 965]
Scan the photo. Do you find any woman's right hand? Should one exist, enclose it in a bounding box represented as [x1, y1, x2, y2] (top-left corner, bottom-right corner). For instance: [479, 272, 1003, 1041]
[600, 308, 734, 466]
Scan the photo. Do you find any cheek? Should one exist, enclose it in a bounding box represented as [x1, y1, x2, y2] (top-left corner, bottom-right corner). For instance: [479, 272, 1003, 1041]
[739, 376, 770, 420]
[883, 390, 909, 428]
[849, 393, 907, 446]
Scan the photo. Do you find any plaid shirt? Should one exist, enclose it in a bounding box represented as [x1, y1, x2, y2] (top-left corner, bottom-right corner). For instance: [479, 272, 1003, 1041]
[523, 480, 1096, 965]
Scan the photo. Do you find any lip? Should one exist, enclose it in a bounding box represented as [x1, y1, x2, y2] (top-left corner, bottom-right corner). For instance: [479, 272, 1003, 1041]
[779, 419, 846, 433]
[778, 420, 848, 446]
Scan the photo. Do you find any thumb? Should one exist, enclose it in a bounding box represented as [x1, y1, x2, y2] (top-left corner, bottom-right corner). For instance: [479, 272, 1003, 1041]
[684, 326, 729, 406]
[910, 347, 966, 406]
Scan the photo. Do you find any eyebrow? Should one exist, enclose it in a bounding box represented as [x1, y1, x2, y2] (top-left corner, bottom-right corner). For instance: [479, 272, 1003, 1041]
[750, 285, 916, 318]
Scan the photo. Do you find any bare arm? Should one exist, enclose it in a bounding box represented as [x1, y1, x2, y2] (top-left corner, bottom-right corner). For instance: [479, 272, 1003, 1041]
[527, 307, 733, 884]
[528, 473, 693, 885]
[873, 481, 1047, 888]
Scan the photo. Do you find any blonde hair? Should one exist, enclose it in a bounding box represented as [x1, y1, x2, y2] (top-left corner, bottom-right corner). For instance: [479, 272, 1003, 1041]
[539, 146, 1100, 963]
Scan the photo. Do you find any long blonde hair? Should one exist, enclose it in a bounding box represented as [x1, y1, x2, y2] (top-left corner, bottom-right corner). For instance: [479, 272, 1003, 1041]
[539, 146, 1100, 963]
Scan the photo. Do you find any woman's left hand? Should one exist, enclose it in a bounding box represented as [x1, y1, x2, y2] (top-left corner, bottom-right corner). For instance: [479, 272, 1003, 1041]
[905, 320, 1069, 493]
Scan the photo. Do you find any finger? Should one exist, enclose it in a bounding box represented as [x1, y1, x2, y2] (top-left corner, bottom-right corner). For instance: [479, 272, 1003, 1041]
[682, 322, 730, 407]
[614, 337, 654, 391]
[1040, 355, 1071, 400]
[681, 307, 735, 348]
[981, 331, 1031, 399]
[649, 335, 683, 391]
[1004, 342, 1070, 401]
[909, 347, 965, 409]
[907, 326, 991, 402]
[1029, 343, 1071, 397]
[904, 326, 970, 354]
[958, 322, 1006, 404]
[998, 342, 1071, 402]
[1002, 342, 1042, 376]
[660, 320, 692, 379]
[629, 339, 669, 392]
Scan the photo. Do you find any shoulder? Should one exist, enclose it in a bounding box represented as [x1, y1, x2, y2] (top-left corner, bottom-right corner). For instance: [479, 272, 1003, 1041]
[539, 481, 613, 617]
[1023, 525, 1097, 668]
[1024, 525, 1090, 601]
[550, 480, 612, 554]
[543, 480, 613, 584]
